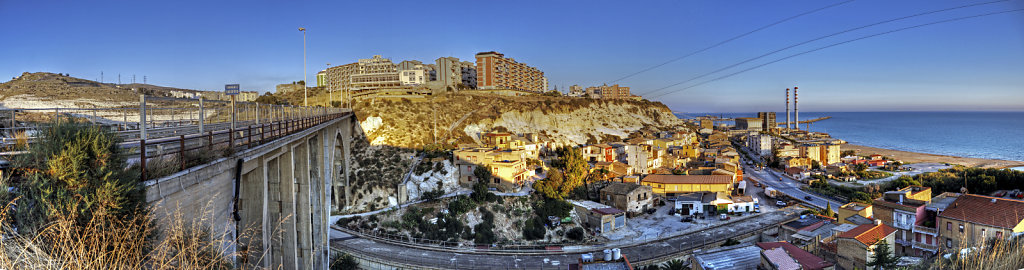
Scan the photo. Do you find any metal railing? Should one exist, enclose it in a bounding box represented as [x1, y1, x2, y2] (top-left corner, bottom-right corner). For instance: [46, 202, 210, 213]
[0, 94, 349, 181]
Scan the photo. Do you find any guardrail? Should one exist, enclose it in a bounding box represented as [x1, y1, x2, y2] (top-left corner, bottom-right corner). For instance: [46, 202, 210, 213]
[0, 94, 349, 182]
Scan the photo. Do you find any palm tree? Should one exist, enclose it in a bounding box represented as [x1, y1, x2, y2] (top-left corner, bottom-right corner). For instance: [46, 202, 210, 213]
[661, 259, 686, 270]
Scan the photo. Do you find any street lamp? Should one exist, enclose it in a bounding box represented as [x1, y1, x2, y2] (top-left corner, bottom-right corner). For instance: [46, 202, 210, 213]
[299, 27, 307, 107]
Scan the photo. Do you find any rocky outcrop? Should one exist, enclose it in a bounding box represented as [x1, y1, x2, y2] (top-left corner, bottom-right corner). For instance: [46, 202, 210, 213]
[354, 93, 687, 149]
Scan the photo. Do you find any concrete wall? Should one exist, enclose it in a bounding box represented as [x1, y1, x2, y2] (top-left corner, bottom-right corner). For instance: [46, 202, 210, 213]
[146, 114, 353, 270]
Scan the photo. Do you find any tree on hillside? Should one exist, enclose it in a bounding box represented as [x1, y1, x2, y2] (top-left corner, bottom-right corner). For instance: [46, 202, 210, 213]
[3, 120, 145, 235]
[560, 147, 588, 192]
[867, 240, 900, 270]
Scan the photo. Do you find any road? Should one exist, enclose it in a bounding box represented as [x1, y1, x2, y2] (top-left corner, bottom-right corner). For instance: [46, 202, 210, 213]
[742, 162, 843, 209]
[330, 208, 800, 269]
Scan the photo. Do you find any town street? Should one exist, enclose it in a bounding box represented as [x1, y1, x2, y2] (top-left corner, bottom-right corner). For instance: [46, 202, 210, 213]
[330, 207, 800, 269]
[742, 162, 843, 209]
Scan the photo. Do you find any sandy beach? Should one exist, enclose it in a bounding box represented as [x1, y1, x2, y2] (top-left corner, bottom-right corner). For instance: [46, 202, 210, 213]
[842, 144, 1024, 169]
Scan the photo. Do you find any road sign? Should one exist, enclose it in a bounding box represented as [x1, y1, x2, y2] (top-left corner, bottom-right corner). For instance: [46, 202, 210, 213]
[225, 84, 240, 95]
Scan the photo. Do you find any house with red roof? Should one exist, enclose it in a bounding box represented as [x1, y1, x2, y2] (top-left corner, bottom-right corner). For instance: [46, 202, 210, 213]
[756, 241, 835, 270]
[835, 222, 897, 270]
[936, 194, 1024, 253]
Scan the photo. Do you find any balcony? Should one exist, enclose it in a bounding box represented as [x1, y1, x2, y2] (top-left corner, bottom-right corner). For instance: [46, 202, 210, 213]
[914, 225, 937, 236]
[913, 241, 939, 252]
[894, 238, 912, 247]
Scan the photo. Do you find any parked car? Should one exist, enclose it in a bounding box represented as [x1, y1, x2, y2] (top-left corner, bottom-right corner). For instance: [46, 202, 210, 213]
[776, 200, 787, 207]
[719, 213, 730, 220]
[804, 195, 813, 201]
[682, 216, 694, 222]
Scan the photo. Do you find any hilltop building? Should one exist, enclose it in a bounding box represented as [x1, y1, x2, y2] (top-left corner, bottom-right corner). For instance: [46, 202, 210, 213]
[585, 84, 633, 99]
[397, 60, 432, 86]
[276, 81, 304, 94]
[316, 70, 326, 87]
[475, 51, 546, 92]
[435, 57, 477, 90]
[872, 186, 931, 256]
[324, 55, 403, 99]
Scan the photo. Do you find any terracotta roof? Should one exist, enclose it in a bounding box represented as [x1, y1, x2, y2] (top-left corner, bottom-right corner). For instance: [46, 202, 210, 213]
[837, 224, 896, 246]
[756, 242, 834, 270]
[785, 167, 805, 175]
[640, 174, 732, 185]
[762, 247, 801, 270]
[939, 194, 1024, 229]
[601, 182, 650, 196]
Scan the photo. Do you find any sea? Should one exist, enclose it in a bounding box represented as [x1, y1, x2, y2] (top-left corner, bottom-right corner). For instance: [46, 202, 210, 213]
[674, 111, 1024, 168]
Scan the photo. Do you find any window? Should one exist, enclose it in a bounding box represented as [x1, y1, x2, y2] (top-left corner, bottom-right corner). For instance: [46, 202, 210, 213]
[959, 224, 964, 233]
[946, 238, 952, 248]
[981, 229, 986, 238]
[916, 233, 921, 242]
[947, 222, 952, 231]
[996, 231, 1003, 239]
[493, 178, 499, 184]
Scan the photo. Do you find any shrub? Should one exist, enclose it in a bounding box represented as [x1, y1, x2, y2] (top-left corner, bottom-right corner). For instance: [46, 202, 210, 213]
[522, 216, 546, 240]
[329, 252, 359, 270]
[5, 120, 145, 236]
[566, 227, 585, 241]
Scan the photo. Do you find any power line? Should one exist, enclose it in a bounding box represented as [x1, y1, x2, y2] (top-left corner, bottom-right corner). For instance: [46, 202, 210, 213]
[639, 0, 1014, 97]
[648, 8, 1024, 100]
[604, 0, 855, 85]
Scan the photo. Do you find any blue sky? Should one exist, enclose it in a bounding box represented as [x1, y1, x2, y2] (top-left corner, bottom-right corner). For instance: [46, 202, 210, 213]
[1, 0, 1022, 112]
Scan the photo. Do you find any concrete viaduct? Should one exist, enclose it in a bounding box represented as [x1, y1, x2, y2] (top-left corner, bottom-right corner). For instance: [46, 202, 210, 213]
[144, 109, 357, 270]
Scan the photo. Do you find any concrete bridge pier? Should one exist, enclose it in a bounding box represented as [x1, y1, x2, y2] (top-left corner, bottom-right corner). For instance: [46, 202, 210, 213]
[146, 113, 354, 270]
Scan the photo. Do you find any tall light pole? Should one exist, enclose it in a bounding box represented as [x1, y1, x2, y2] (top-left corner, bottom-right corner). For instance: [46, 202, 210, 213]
[326, 63, 332, 107]
[299, 27, 307, 106]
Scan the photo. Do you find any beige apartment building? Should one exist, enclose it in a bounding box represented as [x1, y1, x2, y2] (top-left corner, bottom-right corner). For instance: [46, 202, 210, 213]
[937, 194, 1024, 252]
[475, 51, 546, 92]
[324, 55, 403, 100]
[585, 84, 633, 99]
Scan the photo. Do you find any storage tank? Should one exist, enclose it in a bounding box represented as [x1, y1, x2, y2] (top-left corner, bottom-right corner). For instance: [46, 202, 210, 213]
[612, 248, 621, 260]
[603, 249, 612, 261]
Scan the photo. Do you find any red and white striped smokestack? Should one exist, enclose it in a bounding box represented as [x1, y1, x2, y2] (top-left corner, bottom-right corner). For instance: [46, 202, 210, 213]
[794, 87, 799, 130]
[786, 88, 791, 130]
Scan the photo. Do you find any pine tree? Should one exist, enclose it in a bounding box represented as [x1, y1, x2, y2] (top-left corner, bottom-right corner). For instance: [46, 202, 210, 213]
[824, 202, 835, 218]
[867, 240, 900, 269]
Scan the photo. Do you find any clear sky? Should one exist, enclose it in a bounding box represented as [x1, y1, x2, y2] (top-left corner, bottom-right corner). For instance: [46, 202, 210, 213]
[1, 0, 1022, 112]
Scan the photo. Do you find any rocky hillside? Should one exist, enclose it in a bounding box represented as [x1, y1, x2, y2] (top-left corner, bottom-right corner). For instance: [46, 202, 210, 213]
[352, 93, 688, 149]
[0, 72, 202, 109]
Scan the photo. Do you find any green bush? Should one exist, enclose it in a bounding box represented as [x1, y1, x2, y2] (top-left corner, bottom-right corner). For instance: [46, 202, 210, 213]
[566, 227, 585, 241]
[329, 252, 359, 270]
[522, 216, 546, 240]
[447, 195, 476, 215]
[4, 120, 145, 235]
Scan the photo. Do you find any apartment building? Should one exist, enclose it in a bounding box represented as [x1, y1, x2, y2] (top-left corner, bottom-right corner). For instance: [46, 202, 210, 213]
[324, 55, 402, 99]
[910, 192, 960, 257]
[872, 186, 932, 256]
[937, 194, 1024, 253]
[453, 147, 530, 192]
[757, 112, 777, 133]
[746, 131, 773, 157]
[475, 51, 546, 92]
[835, 222, 897, 270]
[435, 57, 477, 90]
[838, 202, 873, 225]
[585, 84, 633, 99]
[397, 60, 431, 86]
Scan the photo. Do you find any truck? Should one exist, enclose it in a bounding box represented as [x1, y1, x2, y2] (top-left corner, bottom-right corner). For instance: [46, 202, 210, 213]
[764, 187, 779, 199]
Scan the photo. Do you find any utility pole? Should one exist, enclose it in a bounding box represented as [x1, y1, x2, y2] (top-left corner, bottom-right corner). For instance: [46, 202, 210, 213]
[144, 76, 147, 84]
[101, 71, 104, 83]
[118, 74, 121, 85]
[299, 27, 307, 107]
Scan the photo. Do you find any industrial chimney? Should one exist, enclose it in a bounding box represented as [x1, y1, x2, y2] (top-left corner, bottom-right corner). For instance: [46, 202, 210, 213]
[786, 88, 791, 130]
[794, 87, 799, 131]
